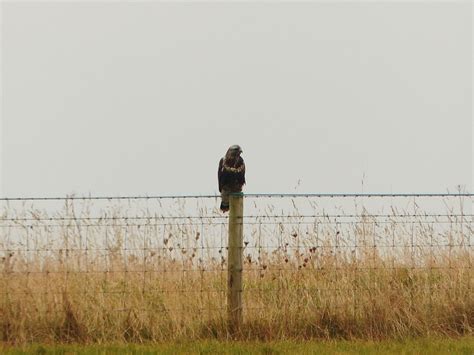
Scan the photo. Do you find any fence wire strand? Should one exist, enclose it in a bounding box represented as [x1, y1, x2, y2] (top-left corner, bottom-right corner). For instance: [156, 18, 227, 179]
[0, 193, 472, 321]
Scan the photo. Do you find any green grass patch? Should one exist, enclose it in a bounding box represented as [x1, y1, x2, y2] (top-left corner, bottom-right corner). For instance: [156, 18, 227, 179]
[2, 337, 474, 354]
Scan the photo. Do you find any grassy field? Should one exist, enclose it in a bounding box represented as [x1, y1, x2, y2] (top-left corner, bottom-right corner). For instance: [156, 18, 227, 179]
[0, 198, 472, 344]
[2, 337, 474, 354]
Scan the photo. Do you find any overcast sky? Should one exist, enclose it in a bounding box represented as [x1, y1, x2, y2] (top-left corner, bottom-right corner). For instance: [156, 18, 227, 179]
[1, 2, 472, 198]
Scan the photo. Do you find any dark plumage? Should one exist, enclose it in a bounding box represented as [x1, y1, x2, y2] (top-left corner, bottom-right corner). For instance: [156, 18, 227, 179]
[218, 145, 245, 212]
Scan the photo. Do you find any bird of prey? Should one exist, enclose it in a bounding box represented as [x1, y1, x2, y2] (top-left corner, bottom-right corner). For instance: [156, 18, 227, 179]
[218, 145, 245, 212]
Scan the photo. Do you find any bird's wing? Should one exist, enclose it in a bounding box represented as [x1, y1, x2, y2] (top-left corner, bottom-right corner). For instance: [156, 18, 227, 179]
[239, 158, 246, 186]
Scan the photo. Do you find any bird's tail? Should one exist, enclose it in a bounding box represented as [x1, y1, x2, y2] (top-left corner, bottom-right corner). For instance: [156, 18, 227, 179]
[220, 201, 229, 213]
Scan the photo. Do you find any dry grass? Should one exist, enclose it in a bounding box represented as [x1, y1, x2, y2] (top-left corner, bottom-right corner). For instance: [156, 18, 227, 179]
[0, 198, 472, 344]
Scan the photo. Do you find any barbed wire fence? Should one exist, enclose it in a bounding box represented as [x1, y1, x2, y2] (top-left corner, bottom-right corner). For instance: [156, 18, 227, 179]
[0, 193, 472, 339]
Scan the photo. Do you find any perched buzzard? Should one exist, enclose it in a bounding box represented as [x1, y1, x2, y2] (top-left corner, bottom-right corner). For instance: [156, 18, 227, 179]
[218, 145, 245, 212]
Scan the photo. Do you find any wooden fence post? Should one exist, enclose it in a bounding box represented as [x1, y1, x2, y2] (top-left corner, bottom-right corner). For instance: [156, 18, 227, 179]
[227, 193, 244, 334]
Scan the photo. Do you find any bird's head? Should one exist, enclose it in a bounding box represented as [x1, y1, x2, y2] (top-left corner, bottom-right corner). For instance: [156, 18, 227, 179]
[226, 145, 243, 159]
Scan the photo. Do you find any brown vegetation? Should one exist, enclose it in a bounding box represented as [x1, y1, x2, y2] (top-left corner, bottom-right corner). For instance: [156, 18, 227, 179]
[0, 199, 472, 343]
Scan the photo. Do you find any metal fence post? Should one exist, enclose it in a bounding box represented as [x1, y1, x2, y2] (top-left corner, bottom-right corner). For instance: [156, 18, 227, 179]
[227, 193, 243, 334]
